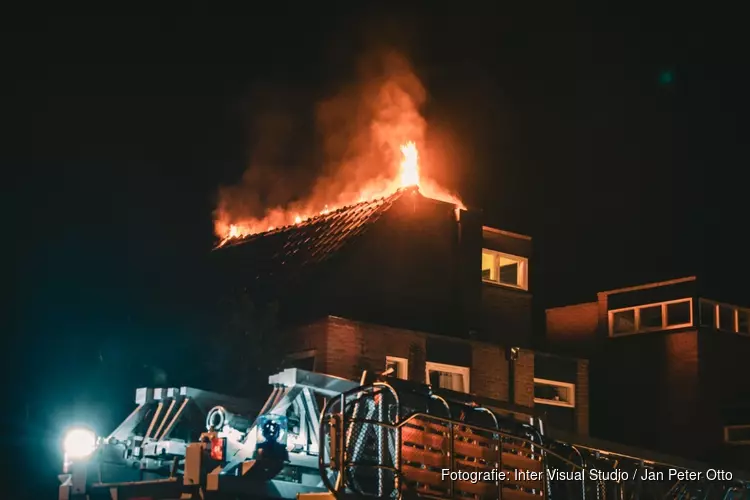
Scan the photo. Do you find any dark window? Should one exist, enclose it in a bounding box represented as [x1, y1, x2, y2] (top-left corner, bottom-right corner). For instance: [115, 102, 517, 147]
[739, 310, 750, 334]
[726, 426, 750, 443]
[288, 356, 315, 371]
[719, 306, 736, 332]
[640, 305, 663, 329]
[666, 301, 692, 327]
[700, 300, 716, 328]
[611, 310, 636, 335]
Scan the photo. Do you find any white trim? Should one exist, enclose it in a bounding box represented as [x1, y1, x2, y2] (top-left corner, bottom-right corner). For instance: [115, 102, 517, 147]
[481, 249, 529, 291]
[385, 356, 409, 380]
[533, 378, 575, 408]
[724, 425, 750, 445]
[425, 361, 470, 393]
[608, 298, 693, 336]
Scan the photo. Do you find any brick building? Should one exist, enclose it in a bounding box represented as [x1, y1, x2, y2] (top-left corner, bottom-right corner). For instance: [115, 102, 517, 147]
[546, 275, 750, 466]
[215, 188, 589, 436]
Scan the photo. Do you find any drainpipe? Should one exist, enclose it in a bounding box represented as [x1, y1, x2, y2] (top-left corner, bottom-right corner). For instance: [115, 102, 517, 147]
[507, 347, 519, 404]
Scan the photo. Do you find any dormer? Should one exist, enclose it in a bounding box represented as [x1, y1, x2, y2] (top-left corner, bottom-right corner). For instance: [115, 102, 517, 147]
[479, 226, 533, 345]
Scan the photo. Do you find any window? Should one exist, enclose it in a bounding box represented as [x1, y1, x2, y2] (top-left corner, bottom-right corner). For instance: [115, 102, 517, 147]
[724, 425, 750, 445]
[719, 305, 737, 332]
[611, 309, 636, 334]
[739, 310, 750, 335]
[385, 356, 408, 380]
[666, 300, 692, 326]
[425, 362, 470, 393]
[608, 298, 693, 336]
[285, 349, 316, 371]
[700, 299, 716, 328]
[700, 299, 750, 335]
[481, 249, 528, 290]
[534, 378, 575, 408]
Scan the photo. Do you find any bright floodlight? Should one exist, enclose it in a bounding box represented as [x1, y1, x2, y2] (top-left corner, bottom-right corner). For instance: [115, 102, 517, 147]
[63, 428, 97, 459]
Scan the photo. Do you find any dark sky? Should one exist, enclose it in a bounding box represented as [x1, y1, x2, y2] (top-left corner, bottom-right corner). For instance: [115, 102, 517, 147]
[5, 7, 748, 493]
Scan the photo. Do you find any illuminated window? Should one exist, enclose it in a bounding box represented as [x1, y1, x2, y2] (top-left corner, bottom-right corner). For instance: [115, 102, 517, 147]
[385, 356, 408, 380]
[481, 249, 528, 290]
[608, 298, 693, 336]
[534, 378, 575, 408]
[425, 362, 470, 393]
[724, 425, 750, 445]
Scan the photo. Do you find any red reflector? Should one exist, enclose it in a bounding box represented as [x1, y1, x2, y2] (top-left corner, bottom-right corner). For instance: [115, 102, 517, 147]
[210, 437, 226, 461]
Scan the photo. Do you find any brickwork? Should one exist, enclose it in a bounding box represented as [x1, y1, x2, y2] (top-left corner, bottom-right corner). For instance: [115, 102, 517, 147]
[545, 302, 598, 343]
[281, 316, 569, 412]
[514, 349, 535, 407]
[576, 359, 590, 435]
[470, 343, 509, 401]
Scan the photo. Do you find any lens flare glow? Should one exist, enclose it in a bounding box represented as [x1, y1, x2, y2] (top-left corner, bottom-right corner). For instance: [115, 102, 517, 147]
[63, 428, 97, 459]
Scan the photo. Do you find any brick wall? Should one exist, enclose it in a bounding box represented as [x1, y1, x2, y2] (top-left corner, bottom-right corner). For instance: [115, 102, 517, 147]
[284, 316, 560, 409]
[545, 302, 598, 344]
[576, 359, 589, 435]
[514, 349, 535, 407]
[470, 342, 509, 401]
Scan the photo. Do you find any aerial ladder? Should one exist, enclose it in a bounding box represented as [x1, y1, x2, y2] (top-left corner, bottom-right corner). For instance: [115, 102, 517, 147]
[59, 368, 750, 500]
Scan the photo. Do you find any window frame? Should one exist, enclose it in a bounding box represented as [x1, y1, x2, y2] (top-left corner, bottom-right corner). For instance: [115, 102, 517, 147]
[385, 356, 409, 380]
[608, 298, 694, 337]
[481, 249, 529, 291]
[724, 425, 750, 445]
[284, 349, 317, 371]
[533, 378, 576, 408]
[699, 298, 750, 336]
[425, 361, 471, 393]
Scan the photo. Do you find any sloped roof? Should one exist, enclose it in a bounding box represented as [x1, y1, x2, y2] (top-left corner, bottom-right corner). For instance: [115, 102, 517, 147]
[216, 188, 410, 289]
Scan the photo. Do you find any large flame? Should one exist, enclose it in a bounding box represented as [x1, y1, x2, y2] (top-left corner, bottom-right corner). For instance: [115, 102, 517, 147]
[214, 51, 465, 247]
[399, 142, 419, 187]
[217, 141, 464, 247]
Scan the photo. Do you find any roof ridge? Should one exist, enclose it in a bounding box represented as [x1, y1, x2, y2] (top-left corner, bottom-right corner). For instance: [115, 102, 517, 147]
[221, 188, 410, 248]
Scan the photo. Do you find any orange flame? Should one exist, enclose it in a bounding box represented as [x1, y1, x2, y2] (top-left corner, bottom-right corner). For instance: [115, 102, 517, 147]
[399, 142, 419, 187]
[216, 141, 464, 247]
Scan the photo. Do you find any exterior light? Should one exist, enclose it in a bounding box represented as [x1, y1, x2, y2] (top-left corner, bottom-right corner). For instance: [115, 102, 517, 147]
[63, 428, 97, 460]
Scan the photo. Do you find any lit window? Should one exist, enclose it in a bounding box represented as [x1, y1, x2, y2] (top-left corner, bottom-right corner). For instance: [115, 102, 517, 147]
[608, 298, 693, 336]
[725, 425, 750, 445]
[425, 362, 470, 393]
[534, 378, 575, 408]
[481, 249, 528, 290]
[385, 356, 408, 380]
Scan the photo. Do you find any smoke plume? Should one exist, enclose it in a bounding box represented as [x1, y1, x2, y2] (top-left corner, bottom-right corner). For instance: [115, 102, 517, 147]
[214, 50, 431, 241]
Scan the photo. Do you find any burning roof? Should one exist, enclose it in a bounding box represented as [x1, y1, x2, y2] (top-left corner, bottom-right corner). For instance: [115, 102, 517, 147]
[216, 141, 464, 249]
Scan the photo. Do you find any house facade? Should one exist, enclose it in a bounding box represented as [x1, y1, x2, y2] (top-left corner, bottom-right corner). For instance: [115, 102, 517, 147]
[546, 275, 750, 466]
[216, 188, 589, 436]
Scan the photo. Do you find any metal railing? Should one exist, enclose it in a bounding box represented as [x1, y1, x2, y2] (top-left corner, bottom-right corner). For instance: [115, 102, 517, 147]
[318, 381, 585, 500]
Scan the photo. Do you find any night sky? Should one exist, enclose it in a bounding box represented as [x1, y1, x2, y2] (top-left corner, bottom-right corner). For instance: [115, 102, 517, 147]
[6, 7, 748, 496]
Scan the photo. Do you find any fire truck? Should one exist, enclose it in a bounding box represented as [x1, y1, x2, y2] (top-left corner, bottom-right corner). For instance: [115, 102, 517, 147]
[59, 368, 750, 500]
